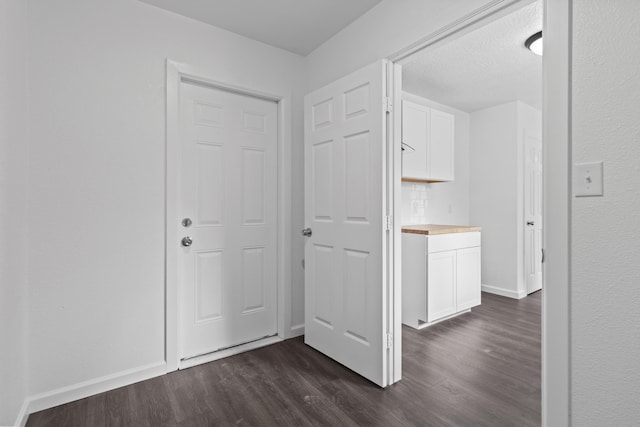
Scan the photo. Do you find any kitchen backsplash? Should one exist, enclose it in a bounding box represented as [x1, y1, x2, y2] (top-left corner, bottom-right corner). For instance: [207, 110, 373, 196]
[401, 181, 470, 226]
[402, 183, 429, 224]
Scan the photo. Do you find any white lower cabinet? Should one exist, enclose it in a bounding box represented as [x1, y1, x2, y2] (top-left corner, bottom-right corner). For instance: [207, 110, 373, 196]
[455, 246, 482, 311]
[402, 231, 481, 329]
[427, 250, 457, 322]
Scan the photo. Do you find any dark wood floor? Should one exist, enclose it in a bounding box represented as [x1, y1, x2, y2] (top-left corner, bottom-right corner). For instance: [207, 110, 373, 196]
[27, 292, 541, 427]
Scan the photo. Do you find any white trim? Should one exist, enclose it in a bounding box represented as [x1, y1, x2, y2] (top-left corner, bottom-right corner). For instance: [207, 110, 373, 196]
[542, 0, 572, 425]
[389, 0, 536, 64]
[481, 284, 527, 300]
[179, 336, 283, 369]
[165, 59, 180, 373]
[14, 399, 29, 427]
[390, 61, 403, 385]
[21, 362, 166, 423]
[380, 59, 399, 388]
[289, 323, 305, 337]
[165, 60, 293, 372]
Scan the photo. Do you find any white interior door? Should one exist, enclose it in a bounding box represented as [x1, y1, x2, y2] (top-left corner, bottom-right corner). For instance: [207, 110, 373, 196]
[303, 60, 393, 387]
[179, 81, 278, 361]
[524, 132, 543, 294]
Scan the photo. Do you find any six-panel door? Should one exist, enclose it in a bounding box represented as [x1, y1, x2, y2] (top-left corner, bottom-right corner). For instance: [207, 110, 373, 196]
[303, 60, 390, 387]
[179, 81, 278, 361]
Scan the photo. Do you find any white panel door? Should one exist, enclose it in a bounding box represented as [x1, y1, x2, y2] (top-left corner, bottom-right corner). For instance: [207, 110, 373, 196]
[179, 81, 278, 361]
[304, 60, 391, 387]
[524, 133, 543, 294]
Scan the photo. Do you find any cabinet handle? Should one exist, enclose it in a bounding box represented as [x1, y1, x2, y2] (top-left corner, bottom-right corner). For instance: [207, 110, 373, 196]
[401, 143, 415, 152]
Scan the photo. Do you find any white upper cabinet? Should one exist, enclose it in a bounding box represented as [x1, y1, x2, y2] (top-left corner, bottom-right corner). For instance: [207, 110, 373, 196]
[401, 99, 455, 182]
[401, 101, 429, 180]
[428, 108, 455, 181]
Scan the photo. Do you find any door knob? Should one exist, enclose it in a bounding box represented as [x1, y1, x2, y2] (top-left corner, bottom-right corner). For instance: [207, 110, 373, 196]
[181, 236, 193, 247]
[527, 221, 535, 226]
[301, 228, 312, 237]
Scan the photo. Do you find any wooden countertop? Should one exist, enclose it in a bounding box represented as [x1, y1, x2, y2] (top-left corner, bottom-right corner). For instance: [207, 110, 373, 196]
[401, 224, 481, 235]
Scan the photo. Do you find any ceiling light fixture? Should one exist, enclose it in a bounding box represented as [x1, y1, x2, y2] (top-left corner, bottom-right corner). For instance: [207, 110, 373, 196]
[525, 31, 543, 56]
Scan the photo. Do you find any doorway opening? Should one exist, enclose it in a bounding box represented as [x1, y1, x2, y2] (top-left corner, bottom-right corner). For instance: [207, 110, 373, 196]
[397, 0, 543, 302]
[391, 0, 544, 423]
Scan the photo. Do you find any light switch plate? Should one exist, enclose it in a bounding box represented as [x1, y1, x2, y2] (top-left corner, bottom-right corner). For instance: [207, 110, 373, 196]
[574, 161, 604, 197]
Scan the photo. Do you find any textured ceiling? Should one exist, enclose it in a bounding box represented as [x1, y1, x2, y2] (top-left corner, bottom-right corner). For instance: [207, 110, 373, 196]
[138, 0, 382, 56]
[402, 2, 543, 113]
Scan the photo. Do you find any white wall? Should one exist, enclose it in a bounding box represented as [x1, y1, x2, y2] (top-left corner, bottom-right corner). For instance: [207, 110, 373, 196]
[470, 102, 519, 295]
[469, 101, 540, 298]
[305, 0, 502, 91]
[0, 1, 29, 425]
[400, 93, 470, 226]
[26, 0, 304, 407]
[571, 0, 640, 423]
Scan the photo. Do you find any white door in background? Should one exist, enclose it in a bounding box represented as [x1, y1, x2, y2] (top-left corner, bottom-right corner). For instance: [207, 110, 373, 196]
[179, 81, 278, 361]
[303, 60, 394, 387]
[524, 132, 543, 294]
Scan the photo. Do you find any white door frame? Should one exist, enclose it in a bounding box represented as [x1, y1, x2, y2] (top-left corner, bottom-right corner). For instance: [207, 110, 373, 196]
[165, 60, 293, 372]
[540, 0, 572, 424]
[387, 0, 572, 425]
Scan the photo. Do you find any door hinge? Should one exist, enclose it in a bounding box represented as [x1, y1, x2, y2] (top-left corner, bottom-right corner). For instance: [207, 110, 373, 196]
[386, 333, 393, 349]
[384, 97, 393, 113]
[385, 215, 393, 231]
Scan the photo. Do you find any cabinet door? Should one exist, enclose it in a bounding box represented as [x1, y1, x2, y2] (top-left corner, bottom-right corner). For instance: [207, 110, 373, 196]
[427, 250, 457, 322]
[428, 109, 454, 181]
[401, 100, 429, 180]
[456, 246, 481, 311]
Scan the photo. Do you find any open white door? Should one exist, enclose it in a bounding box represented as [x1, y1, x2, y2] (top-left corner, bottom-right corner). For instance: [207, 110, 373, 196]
[303, 60, 396, 387]
[524, 132, 543, 294]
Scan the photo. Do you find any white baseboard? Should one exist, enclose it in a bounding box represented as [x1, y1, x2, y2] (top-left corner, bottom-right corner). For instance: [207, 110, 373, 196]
[20, 361, 166, 425]
[14, 399, 30, 427]
[482, 284, 527, 299]
[289, 323, 304, 338]
[16, 331, 303, 425]
[179, 336, 283, 370]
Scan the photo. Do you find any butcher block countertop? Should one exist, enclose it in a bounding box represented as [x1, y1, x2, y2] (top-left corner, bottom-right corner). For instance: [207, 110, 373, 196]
[401, 224, 481, 235]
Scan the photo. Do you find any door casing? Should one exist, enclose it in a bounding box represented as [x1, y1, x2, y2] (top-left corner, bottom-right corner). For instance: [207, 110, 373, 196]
[165, 60, 293, 372]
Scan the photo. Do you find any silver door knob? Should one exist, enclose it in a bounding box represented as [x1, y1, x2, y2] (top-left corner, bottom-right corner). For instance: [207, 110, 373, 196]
[181, 236, 193, 247]
[301, 228, 312, 237]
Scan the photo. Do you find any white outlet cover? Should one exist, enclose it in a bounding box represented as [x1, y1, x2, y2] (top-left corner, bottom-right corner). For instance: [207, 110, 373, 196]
[573, 161, 604, 197]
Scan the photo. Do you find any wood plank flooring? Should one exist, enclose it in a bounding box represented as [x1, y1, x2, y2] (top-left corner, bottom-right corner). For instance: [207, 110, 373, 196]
[27, 292, 541, 427]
